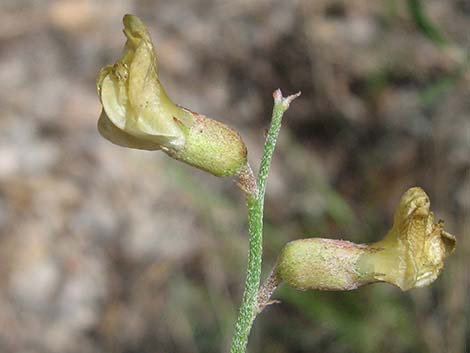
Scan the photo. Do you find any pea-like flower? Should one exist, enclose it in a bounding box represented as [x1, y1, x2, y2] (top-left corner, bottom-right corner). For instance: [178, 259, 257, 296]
[97, 15, 247, 177]
[357, 187, 456, 290]
[274, 187, 456, 291]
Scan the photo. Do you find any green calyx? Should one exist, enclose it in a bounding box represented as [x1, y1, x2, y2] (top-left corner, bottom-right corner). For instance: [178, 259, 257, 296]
[165, 112, 248, 177]
[276, 238, 373, 291]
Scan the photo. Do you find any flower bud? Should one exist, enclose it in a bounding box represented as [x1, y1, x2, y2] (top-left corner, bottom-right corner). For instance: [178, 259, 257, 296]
[274, 187, 456, 291]
[97, 14, 247, 176]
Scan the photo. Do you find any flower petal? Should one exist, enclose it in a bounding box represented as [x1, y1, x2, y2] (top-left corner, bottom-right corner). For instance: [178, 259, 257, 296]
[98, 110, 161, 150]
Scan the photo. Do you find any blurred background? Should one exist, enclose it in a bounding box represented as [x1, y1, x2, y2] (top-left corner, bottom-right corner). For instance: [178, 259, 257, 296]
[0, 0, 468, 352]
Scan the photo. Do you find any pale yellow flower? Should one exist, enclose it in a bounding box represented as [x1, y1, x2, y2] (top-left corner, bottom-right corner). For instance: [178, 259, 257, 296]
[97, 15, 192, 150]
[357, 187, 456, 290]
[97, 15, 247, 176]
[275, 187, 456, 291]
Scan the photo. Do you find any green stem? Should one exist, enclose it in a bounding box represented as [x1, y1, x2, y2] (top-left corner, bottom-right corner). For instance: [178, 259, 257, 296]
[229, 89, 300, 353]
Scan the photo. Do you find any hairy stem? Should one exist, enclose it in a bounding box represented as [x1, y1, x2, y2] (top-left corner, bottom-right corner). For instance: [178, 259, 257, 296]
[230, 89, 300, 353]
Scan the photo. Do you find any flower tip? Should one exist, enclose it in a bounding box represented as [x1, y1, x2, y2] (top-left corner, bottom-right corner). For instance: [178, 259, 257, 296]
[123, 14, 142, 27]
[395, 186, 430, 222]
[122, 14, 151, 42]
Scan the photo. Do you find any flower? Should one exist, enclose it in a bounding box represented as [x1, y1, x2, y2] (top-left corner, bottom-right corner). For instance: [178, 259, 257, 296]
[357, 187, 456, 290]
[274, 187, 456, 291]
[97, 15, 247, 177]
